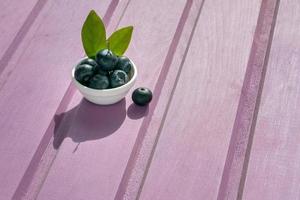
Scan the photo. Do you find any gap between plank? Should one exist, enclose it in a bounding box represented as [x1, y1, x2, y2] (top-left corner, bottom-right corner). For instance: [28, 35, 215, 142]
[11, 84, 76, 200]
[113, 0, 133, 31]
[237, 0, 280, 199]
[0, 0, 49, 76]
[216, 0, 281, 199]
[113, 0, 206, 199]
[11, 0, 121, 199]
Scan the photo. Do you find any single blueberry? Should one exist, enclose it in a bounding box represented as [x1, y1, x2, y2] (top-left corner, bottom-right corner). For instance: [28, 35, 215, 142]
[96, 49, 118, 71]
[79, 58, 98, 68]
[110, 70, 129, 88]
[115, 56, 132, 74]
[79, 57, 108, 75]
[132, 87, 153, 106]
[75, 64, 95, 85]
[88, 74, 110, 89]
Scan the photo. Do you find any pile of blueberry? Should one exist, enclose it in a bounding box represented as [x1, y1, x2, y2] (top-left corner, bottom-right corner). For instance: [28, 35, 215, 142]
[75, 49, 133, 89]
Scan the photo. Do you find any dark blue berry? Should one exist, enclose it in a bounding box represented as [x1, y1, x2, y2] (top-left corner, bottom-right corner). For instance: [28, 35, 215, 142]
[110, 70, 129, 88]
[79, 58, 98, 68]
[75, 64, 95, 85]
[115, 56, 132, 74]
[96, 49, 118, 71]
[88, 74, 109, 89]
[132, 87, 153, 106]
[79, 57, 108, 75]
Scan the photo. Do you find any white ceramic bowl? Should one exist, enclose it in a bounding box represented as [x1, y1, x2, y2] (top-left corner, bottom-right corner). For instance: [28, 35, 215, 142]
[72, 58, 137, 105]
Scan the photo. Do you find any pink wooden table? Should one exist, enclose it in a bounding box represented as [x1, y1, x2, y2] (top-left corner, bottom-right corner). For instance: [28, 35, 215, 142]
[1, 0, 300, 199]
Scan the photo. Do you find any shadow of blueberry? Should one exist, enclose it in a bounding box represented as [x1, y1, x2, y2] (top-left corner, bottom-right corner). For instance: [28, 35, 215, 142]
[126, 103, 149, 120]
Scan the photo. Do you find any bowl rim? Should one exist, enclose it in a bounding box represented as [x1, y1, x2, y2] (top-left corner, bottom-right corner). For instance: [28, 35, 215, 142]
[72, 57, 137, 93]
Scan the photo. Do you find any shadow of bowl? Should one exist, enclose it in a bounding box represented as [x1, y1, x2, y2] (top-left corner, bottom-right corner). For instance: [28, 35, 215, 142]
[68, 98, 127, 142]
[53, 98, 127, 148]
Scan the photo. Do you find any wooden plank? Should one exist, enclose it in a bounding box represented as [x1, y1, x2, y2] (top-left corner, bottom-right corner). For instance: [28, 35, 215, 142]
[216, 0, 279, 199]
[127, 0, 279, 198]
[138, 0, 262, 199]
[243, 1, 300, 199]
[0, 0, 40, 64]
[113, 1, 206, 199]
[0, 1, 113, 199]
[36, 0, 199, 199]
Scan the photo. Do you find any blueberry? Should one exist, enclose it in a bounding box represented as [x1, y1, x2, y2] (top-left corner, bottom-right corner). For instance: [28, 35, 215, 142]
[88, 74, 109, 89]
[115, 56, 132, 74]
[79, 57, 108, 75]
[79, 58, 98, 68]
[110, 70, 129, 88]
[75, 64, 95, 85]
[96, 49, 118, 71]
[132, 87, 153, 106]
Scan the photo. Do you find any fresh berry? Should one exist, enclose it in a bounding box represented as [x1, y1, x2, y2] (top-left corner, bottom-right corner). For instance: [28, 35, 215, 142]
[79, 58, 98, 68]
[110, 70, 129, 88]
[96, 49, 118, 71]
[75, 64, 95, 85]
[79, 57, 108, 75]
[88, 74, 109, 89]
[96, 68, 109, 76]
[132, 87, 153, 106]
[115, 56, 132, 74]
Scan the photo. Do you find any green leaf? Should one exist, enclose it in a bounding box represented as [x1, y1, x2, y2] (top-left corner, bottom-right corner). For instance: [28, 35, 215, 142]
[81, 10, 106, 58]
[107, 26, 133, 56]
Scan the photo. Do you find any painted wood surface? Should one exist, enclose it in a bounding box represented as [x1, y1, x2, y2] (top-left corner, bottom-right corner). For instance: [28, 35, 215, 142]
[243, 1, 300, 199]
[0, 1, 112, 199]
[216, 0, 279, 199]
[1, 0, 300, 199]
[112, 1, 207, 199]
[36, 0, 200, 199]
[138, 0, 262, 199]
[0, 0, 39, 63]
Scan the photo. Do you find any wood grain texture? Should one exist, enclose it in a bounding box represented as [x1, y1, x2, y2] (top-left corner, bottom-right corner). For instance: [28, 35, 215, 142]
[138, 0, 261, 199]
[0, 0, 40, 68]
[217, 0, 280, 199]
[10, 2, 127, 199]
[243, 1, 300, 199]
[114, 1, 206, 199]
[36, 0, 195, 199]
[0, 1, 111, 199]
